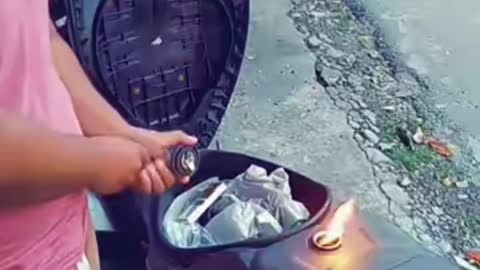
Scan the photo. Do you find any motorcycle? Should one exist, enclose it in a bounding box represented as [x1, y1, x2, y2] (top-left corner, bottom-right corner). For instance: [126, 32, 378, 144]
[50, 1, 459, 269]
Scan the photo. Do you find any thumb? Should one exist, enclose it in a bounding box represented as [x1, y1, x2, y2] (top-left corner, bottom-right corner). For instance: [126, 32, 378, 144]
[158, 130, 198, 147]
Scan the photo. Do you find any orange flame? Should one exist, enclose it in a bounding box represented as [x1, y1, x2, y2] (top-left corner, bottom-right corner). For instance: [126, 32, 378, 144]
[319, 199, 356, 245]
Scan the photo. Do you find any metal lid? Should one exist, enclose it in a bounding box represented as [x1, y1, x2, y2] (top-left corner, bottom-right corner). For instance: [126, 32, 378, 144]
[50, 0, 249, 148]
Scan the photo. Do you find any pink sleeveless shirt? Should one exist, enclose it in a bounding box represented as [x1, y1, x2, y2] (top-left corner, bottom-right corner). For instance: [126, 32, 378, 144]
[0, 1, 89, 269]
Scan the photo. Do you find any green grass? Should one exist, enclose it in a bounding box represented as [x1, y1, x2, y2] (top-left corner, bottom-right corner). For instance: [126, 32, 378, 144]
[358, 36, 374, 49]
[387, 146, 438, 172]
[330, 6, 354, 32]
[382, 118, 402, 143]
[465, 216, 480, 234]
[380, 117, 449, 172]
[338, 10, 352, 31]
[460, 211, 480, 239]
[437, 162, 457, 180]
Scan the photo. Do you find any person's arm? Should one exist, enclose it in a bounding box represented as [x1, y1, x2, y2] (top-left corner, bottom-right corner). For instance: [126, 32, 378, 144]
[85, 215, 100, 270]
[48, 19, 197, 191]
[0, 111, 103, 208]
[49, 22, 134, 139]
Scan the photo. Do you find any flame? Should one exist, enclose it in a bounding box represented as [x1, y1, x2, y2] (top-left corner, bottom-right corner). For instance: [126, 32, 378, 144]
[319, 199, 356, 245]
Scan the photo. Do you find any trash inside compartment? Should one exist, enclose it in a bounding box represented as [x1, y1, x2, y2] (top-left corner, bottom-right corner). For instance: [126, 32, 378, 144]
[163, 165, 311, 248]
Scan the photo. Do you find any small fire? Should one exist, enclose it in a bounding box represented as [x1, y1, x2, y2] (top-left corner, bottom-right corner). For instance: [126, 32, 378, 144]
[314, 199, 356, 250]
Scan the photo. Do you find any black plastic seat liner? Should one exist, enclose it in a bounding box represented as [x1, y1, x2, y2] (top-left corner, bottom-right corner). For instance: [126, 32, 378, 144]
[50, 0, 248, 148]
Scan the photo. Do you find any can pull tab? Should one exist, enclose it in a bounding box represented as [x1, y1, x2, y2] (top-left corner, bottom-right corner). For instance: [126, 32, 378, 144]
[169, 147, 200, 178]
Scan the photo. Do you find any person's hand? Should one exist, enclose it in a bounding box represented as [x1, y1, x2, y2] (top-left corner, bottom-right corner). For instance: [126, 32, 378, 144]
[127, 128, 198, 193]
[128, 127, 198, 157]
[87, 136, 149, 195]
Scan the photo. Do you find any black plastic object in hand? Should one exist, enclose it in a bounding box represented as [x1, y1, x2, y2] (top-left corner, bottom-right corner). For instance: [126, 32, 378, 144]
[169, 147, 200, 178]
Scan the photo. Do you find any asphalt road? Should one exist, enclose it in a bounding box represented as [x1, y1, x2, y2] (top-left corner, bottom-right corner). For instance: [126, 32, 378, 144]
[216, 0, 387, 213]
[362, 0, 480, 162]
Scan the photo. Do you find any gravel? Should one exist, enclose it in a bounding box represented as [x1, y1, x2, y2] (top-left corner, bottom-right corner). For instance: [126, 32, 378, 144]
[362, 129, 380, 144]
[307, 35, 322, 47]
[366, 147, 392, 163]
[290, 0, 480, 260]
[381, 182, 412, 206]
[320, 68, 343, 85]
[398, 177, 412, 187]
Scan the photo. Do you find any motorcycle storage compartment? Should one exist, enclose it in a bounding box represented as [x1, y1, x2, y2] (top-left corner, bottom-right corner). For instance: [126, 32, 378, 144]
[140, 150, 332, 269]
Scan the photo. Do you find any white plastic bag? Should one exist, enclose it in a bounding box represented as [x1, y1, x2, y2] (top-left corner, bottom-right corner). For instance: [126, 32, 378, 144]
[205, 202, 282, 245]
[228, 165, 310, 229]
[164, 221, 215, 248]
[162, 165, 311, 248]
[163, 178, 222, 248]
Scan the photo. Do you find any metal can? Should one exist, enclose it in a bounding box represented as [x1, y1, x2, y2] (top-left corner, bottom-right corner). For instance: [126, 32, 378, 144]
[169, 147, 200, 178]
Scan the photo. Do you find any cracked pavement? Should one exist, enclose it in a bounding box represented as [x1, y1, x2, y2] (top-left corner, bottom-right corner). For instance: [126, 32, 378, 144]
[216, 0, 390, 218]
[218, 0, 479, 262]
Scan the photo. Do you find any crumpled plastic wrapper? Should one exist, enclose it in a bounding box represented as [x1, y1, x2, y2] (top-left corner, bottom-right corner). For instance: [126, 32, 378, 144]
[227, 165, 310, 229]
[205, 202, 282, 245]
[163, 178, 221, 248]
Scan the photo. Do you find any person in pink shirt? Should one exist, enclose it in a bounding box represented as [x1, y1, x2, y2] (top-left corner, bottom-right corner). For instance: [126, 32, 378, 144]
[0, 1, 197, 270]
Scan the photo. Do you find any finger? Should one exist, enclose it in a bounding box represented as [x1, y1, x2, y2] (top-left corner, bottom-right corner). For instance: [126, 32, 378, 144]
[135, 169, 152, 193]
[179, 176, 190, 185]
[157, 131, 198, 147]
[138, 146, 151, 166]
[154, 159, 175, 190]
[146, 163, 165, 193]
[144, 143, 168, 159]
